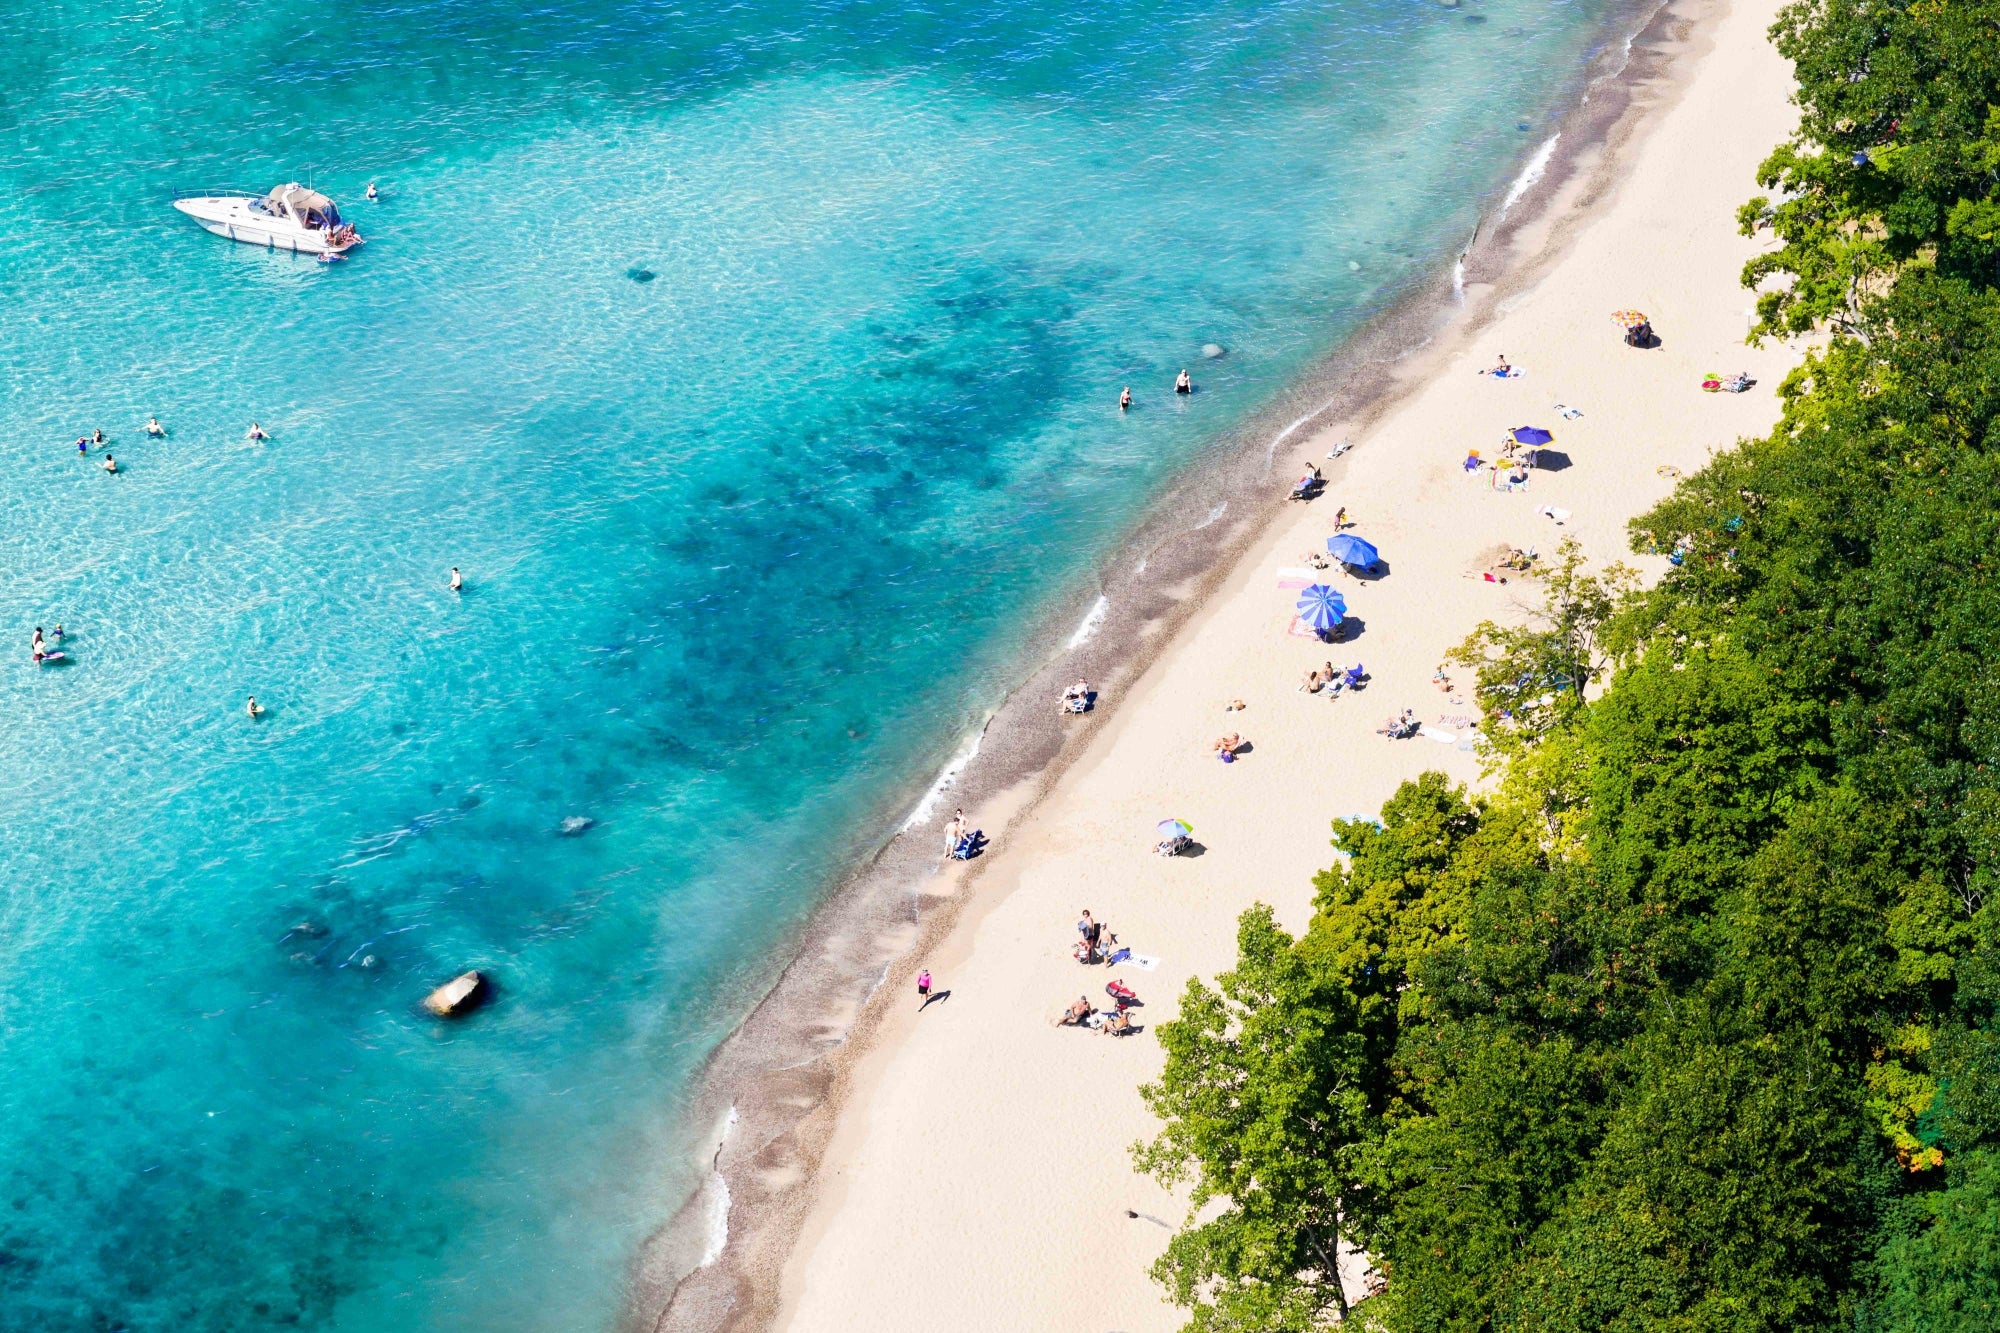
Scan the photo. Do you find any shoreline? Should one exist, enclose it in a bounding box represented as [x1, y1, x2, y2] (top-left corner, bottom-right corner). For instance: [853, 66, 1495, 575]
[630, 0, 1762, 1323]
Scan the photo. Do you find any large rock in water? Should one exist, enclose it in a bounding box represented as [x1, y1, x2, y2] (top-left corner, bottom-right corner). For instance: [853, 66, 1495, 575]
[1201, 343, 1226, 359]
[424, 970, 488, 1017]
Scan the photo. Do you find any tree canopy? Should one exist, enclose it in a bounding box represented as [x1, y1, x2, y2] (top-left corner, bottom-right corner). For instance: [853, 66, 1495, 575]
[1137, 1, 2000, 1327]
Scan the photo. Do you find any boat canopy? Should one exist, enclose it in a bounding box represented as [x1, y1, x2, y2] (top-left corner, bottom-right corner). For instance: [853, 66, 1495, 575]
[264, 184, 341, 229]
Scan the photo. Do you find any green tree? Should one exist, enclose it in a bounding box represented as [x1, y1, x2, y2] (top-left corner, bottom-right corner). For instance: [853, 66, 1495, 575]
[1135, 905, 1375, 1330]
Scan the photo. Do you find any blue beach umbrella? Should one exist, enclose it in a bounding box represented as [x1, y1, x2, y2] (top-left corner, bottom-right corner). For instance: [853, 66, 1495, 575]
[1510, 426, 1555, 446]
[1157, 818, 1193, 838]
[1325, 534, 1380, 568]
[1296, 583, 1347, 631]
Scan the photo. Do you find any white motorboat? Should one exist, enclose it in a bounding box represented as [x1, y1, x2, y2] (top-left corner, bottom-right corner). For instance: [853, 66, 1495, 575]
[172, 183, 362, 255]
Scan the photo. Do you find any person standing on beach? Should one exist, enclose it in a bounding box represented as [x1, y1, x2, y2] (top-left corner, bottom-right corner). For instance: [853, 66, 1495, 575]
[1334, 506, 1348, 529]
[916, 968, 932, 1005]
[943, 807, 967, 857]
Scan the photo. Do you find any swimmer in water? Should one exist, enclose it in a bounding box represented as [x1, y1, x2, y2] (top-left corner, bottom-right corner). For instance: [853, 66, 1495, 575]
[145, 416, 165, 437]
[246, 695, 265, 718]
[1118, 386, 1131, 411]
[51, 624, 64, 642]
[101, 454, 118, 474]
[366, 181, 378, 201]
[76, 437, 88, 454]
[92, 428, 105, 446]
[246, 422, 268, 441]
[1175, 369, 1191, 394]
[32, 628, 45, 663]
[450, 567, 463, 592]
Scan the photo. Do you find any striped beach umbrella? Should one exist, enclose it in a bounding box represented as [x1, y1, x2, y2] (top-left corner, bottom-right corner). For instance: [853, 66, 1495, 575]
[1296, 583, 1347, 630]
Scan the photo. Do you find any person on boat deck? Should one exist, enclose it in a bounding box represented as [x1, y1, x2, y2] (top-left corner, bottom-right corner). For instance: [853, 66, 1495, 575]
[1174, 369, 1192, 394]
[145, 417, 164, 437]
[246, 422, 268, 441]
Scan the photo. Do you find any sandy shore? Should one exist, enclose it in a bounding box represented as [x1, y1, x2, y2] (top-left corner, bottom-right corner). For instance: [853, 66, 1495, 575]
[754, 0, 1804, 1326]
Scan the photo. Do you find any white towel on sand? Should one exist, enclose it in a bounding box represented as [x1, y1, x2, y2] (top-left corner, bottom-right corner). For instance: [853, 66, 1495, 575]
[1125, 954, 1161, 971]
[1422, 726, 1457, 743]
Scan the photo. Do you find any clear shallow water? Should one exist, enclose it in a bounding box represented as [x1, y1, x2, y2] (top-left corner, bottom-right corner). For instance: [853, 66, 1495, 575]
[1, 0, 1624, 1327]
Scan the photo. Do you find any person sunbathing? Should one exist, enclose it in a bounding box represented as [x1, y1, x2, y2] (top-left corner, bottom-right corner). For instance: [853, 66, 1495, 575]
[1300, 670, 1323, 693]
[1433, 665, 1450, 691]
[1101, 1011, 1134, 1037]
[1057, 996, 1093, 1026]
[1487, 353, 1510, 375]
[1213, 733, 1243, 759]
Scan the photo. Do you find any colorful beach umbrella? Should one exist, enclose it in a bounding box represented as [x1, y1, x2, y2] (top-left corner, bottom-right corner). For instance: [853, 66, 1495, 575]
[1296, 583, 1347, 630]
[1157, 818, 1193, 838]
[1611, 309, 1649, 328]
[1326, 533, 1381, 567]
[1510, 426, 1555, 446]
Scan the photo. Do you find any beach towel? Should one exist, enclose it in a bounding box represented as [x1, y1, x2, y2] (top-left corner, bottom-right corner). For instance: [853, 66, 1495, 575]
[1421, 726, 1457, 743]
[1124, 953, 1161, 971]
[1554, 403, 1584, 419]
[1536, 505, 1571, 524]
[1481, 367, 1525, 379]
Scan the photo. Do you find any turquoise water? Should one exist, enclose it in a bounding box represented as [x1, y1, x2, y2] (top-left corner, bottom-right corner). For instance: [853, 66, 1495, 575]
[0, 0, 1627, 1327]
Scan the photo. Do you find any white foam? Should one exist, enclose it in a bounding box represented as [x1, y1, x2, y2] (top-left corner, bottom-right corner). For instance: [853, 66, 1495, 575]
[1190, 501, 1227, 532]
[901, 730, 984, 831]
[1499, 133, 1560, 218]
[1065, 595, 1109, 650]
[697, 1105, 740, 1267]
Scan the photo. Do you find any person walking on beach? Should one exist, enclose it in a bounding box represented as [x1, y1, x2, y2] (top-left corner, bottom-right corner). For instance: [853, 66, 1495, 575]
[1174, 369, 1192, 395]
[450, 567, 463, 593]
[1334, 505, 1348, 529]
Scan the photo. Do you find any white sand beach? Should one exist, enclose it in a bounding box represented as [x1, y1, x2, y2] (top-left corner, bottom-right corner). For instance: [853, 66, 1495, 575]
[774, 0, 1801, 1325]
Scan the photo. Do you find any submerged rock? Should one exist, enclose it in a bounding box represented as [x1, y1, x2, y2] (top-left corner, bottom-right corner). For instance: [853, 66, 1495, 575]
[423, 970, 488, 1017]
[1201, 343, 1226, 360]
[560, 815, 594, 836]
[626, 267, 657, 283]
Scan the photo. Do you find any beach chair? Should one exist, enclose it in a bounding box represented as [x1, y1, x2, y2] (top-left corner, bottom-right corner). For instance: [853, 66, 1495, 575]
[1342, 664, 1367, 691]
